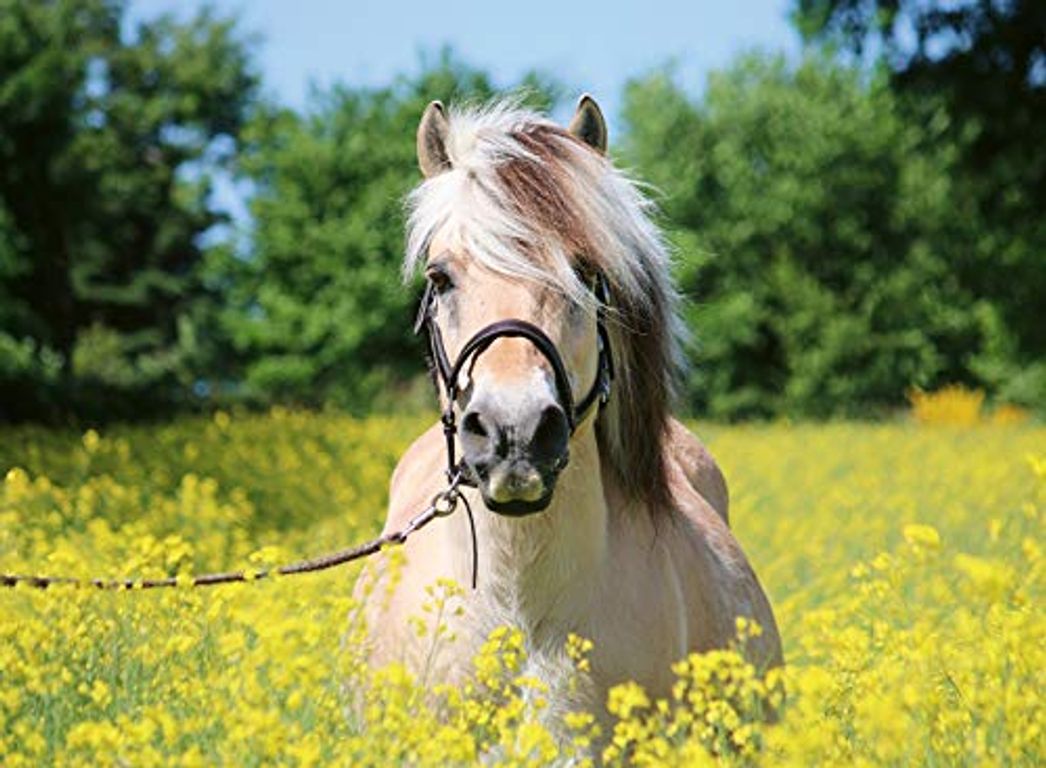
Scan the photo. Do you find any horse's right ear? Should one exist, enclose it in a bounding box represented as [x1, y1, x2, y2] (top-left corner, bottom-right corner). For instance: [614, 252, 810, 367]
[417, 101, 452, 177]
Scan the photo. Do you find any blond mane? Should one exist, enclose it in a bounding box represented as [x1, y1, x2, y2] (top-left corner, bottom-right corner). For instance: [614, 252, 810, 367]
[404, 99, 684, 512]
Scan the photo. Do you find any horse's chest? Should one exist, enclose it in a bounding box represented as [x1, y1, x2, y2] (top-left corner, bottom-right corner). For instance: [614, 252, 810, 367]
[453, 592, 598, 702]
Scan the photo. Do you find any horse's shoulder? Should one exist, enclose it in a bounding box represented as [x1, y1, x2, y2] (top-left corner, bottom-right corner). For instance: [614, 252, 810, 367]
[661, 441, 782, 667]
[384, 422, 446, 532]
[665, 417, 729, 525]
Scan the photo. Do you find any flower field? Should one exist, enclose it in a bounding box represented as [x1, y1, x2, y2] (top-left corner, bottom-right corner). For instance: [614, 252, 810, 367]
[1, 409, 1043, 766]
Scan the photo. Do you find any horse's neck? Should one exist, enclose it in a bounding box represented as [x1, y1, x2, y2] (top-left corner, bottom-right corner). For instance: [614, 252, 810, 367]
[462, 423, 610, 637]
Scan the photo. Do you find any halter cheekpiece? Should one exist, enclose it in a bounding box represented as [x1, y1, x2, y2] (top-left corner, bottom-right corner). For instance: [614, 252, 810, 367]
[414, 272, 616, 485]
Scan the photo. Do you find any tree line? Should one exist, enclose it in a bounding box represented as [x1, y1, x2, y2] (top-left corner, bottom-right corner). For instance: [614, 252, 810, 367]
[1, 0, 1042, 422]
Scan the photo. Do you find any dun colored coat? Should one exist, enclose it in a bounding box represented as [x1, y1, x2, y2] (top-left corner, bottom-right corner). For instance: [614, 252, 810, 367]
[356, 96, 782, 725]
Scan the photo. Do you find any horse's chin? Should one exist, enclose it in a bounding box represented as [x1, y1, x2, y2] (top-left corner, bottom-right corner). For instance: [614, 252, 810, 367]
[482, 491, 555, 517]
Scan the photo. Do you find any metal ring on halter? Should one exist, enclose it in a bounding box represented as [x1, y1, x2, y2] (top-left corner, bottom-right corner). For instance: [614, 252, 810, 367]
[432, 489, 459, 517]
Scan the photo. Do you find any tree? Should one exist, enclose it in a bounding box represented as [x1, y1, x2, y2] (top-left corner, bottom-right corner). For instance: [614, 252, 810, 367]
[0, 0, 257, 421]
[214, 54, 559, 410]
[624, 54, 990, 418]
[794, 0, 1046, 409]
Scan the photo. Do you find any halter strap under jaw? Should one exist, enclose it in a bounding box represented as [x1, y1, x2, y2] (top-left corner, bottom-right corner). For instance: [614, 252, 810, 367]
[415, 272, 615, 480]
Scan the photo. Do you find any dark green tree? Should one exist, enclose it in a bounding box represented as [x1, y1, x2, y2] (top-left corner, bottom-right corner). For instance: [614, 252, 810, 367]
[624, 54, 989, 418]
[214, 55, 558, 410]
[795, 0, 1046, 409]
[0, 0, 257, 421]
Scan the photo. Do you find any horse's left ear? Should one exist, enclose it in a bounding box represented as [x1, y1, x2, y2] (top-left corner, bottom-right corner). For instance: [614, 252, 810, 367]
[567, 94, 608, 155]
[418, 100, 452, 177]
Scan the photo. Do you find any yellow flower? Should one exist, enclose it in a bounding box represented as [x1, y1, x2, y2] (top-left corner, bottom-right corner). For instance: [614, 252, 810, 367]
[2, 412, 1042, 765]
[903, 522, 942, 551]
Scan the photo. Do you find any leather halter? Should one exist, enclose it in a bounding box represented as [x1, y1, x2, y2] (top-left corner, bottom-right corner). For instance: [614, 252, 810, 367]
[414, 272, 615, 483]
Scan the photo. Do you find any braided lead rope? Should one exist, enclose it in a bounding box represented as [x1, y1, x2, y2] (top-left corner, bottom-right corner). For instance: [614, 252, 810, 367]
[1, 477, 467, 591]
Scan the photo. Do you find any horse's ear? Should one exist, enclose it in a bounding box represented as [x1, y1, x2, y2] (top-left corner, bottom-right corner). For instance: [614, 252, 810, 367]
[567, 94, 608, 155]
[417, 100, 452, 177]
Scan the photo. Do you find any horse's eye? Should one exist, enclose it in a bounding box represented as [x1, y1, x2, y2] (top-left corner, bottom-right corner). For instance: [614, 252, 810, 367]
[426, 266, 454, 295]
[573, 263, 595, 288]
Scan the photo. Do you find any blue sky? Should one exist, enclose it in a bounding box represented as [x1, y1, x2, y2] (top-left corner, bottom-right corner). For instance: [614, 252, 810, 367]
[125, 1, 801, 227]
[128, 0, 802, 128]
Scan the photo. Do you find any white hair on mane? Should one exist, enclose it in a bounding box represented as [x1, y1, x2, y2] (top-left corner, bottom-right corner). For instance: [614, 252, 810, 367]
[404, 98, 686, 510]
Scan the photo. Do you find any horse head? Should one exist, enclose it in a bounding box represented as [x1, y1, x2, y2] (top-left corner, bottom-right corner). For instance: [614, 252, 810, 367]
[412, 97, 611, 515]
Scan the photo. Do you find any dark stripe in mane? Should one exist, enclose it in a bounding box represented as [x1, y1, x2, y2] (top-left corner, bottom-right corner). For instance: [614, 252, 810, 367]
[497, 124, 677, 515]
[494, 126, 589, 257]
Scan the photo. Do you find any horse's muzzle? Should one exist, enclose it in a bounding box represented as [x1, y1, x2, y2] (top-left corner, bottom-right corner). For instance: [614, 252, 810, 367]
[459, 400, 570, 516]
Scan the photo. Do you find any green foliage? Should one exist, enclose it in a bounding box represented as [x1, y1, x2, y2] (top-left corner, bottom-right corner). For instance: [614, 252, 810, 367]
[793, 0, 1046, 410]
[212, 54, 559, 410]
[1, 1, 1039, 422]
[624, 54, 993, 418]
[0, 0, 257, 421]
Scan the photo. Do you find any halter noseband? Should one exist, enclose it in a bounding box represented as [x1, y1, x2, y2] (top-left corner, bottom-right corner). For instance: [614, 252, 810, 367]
[414, 272, 615, 484]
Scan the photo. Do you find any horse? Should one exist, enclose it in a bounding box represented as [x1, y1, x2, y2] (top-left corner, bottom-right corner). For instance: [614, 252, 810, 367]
[355, 95, 782, 725]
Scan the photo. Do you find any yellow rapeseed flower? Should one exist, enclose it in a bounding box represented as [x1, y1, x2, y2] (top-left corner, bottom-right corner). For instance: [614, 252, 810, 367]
[0, 413, 1042, 765]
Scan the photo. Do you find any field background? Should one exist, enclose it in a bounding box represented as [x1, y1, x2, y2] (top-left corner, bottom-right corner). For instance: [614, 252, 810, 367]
[3, 0, 1044, 763]
[2, 409, 1042, 765]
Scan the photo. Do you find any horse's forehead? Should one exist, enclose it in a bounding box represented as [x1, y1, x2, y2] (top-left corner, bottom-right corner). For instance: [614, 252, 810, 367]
[426, 227, 459, 263]
[424, 243, 564, 320]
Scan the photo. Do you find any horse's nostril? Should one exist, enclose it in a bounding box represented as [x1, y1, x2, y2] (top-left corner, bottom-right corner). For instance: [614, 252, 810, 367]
[530, 405, 569, 465]
[462, 410, 489, 439]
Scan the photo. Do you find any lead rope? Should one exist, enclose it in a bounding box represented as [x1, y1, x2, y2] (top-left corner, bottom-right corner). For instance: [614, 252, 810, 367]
[5, 274, 614, 594]
[2, 474, 469, 591]
[439, 466, 479, 590]
[460, 491, 478, 590]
